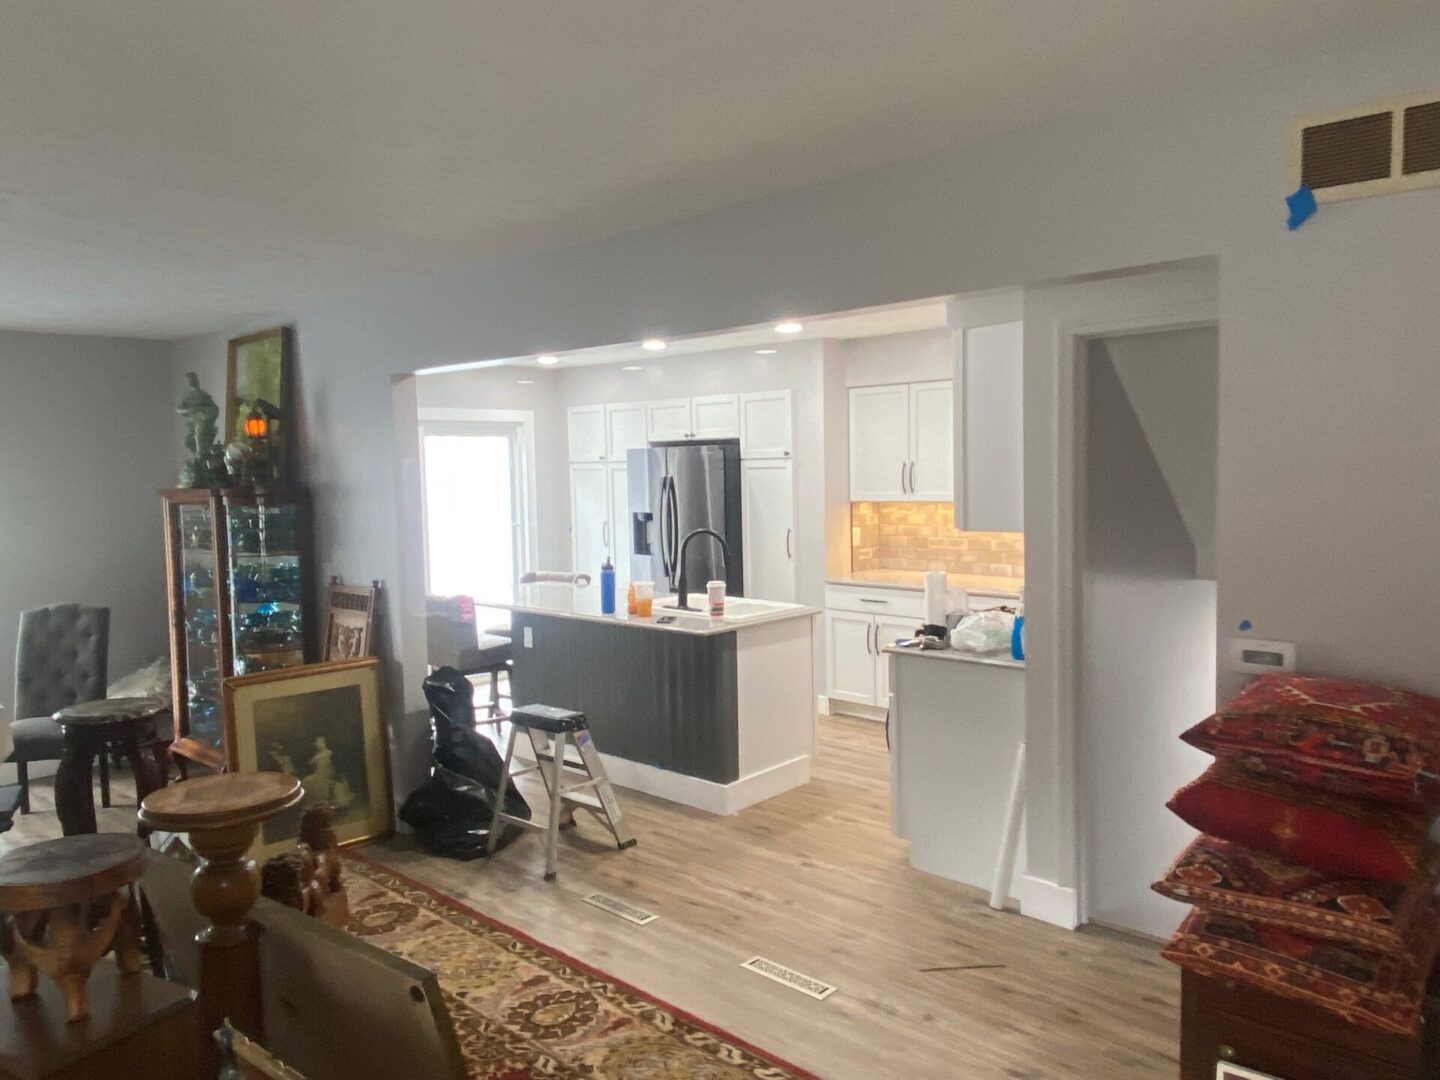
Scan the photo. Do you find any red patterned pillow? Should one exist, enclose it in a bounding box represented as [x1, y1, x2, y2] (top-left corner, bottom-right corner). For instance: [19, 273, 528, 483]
[1161, 903, 1440, 1036]
[1181, 674, 1440, 808]
[1152, 835, 1436, 951]
[1168, 761, 1432, 883]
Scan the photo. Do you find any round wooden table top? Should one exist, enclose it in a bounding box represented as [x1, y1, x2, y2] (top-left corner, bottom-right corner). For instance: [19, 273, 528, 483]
[0, 833, 147, 911]
[53, 696, 167, 726]
[138, 772, 303, 832]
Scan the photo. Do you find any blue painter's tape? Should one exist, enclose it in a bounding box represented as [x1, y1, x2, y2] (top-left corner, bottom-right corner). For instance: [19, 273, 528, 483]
[1286, 185, 1317, 231]
[1238, 619, 1253, 632]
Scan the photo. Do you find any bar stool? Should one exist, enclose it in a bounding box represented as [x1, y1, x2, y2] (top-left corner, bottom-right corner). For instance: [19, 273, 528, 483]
[487, 704, 635, 880]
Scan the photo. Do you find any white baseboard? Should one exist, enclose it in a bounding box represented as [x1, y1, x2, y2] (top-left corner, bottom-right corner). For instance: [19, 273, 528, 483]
[827, 700, 887, 723]
[1017, 874, 1079, 930]
[516, 748, 811, 817]
[817, 694, 831, 716]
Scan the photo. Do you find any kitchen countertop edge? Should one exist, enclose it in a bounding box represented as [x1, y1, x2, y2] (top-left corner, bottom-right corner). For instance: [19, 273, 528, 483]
[882, 644, 1025, 670]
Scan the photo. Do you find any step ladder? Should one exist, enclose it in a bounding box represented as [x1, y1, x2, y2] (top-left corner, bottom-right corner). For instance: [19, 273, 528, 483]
[487, 704, 636, 880]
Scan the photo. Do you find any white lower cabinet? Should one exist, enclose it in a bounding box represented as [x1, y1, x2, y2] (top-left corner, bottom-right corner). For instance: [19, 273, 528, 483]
[824, 586, 927, 709]
[740, 459, 796, 602]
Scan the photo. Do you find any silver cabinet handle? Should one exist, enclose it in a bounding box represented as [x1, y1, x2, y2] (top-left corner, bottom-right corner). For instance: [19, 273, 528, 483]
[859, 597, 888, 605]
[900, 462, 908, 495]
[603, 520, 610, 549]
[785, 528, 792, 559]
[909, 461, 916, 492]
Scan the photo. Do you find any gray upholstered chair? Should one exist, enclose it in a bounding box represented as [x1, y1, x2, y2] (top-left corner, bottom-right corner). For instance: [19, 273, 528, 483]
[7, 604, 109, 813]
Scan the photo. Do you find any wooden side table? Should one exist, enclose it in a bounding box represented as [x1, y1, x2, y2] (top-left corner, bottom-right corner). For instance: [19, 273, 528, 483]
[52, 698, 169, 837]
[138, 772, 302, 1075]
[0, 834, 147, 1023]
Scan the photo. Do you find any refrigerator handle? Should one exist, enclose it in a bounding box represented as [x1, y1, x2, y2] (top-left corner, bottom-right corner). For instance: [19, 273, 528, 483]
[658, 476, 673, 582]
[667, 477, 681, 588]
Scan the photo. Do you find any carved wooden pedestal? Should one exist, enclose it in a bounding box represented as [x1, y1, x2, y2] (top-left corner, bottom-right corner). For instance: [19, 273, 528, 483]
[0, 834, 147, 1023]
[53, 698, 168, 838]
[138, 772, 302, 1075]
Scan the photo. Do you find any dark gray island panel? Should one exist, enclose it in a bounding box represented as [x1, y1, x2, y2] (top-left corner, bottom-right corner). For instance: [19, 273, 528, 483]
[509, 612, 740, 783]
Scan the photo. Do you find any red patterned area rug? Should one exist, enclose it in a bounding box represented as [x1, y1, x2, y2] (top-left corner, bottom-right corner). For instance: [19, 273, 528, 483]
[346, 854, 822, 1080]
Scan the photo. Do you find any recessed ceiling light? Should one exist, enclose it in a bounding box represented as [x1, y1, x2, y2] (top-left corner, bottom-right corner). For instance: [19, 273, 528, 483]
[517, 378, 535, 384]
[535, 354, 559, 366]
[755, 348, 778, 355]
[622, 365, 644, 371]
[641, 338, 667, 351]
[774, 321, 803, 334]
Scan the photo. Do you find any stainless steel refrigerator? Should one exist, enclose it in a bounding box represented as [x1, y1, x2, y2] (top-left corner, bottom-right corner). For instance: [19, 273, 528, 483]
[626, 440, 745, 598]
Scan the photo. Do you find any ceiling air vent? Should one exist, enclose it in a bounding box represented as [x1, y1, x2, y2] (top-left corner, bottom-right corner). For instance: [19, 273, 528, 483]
[1293, 90, 1440, 203]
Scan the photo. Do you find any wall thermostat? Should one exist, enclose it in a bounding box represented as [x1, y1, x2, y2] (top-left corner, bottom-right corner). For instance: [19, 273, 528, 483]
[1229, 637, 1296, 674]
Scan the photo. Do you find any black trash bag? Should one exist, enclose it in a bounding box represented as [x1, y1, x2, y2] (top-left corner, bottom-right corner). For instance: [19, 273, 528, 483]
[397, 667, 531, 860]
[398, 766, 526, 861]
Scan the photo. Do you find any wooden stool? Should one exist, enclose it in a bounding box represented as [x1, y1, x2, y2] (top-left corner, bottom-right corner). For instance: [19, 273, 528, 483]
[0, 834, 147, 1023]
[52, 698, 169, 837]
[138, 772, 302, 1076]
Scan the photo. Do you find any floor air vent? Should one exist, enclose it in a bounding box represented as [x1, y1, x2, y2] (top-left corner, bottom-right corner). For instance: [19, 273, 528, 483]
[582, 892, 657, 925]
[739, 956, 837, 1000]
[1294, 90, 1440, 202]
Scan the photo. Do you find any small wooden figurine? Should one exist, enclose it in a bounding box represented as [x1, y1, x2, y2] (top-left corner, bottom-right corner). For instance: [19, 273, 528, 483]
[260, 804, 350, 929]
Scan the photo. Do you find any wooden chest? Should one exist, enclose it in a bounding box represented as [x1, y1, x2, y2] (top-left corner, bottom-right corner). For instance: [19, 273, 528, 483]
[1182, 969, 1440, 1080]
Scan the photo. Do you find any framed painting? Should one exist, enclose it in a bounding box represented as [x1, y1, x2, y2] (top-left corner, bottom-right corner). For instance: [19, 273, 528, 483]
[226, 325, 295, 479]
[223, 657, 390, 860]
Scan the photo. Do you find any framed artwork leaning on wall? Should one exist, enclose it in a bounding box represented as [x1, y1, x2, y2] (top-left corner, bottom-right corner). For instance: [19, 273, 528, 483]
[223, 657, 391, 860]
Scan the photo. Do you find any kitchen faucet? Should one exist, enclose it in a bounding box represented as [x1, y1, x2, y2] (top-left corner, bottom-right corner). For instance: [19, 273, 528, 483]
[674, 528, 731, 611]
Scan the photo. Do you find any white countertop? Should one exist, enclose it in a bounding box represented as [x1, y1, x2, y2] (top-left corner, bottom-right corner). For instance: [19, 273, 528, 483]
[485, 583, 818, 637]
[883, 644, 1025, 670]
[826, 571, 1024, 596]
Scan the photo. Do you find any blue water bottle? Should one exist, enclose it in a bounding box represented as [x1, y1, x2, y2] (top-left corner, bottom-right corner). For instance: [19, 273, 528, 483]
[600, 557, 617, 615]
[1010, 589, 1026, 661]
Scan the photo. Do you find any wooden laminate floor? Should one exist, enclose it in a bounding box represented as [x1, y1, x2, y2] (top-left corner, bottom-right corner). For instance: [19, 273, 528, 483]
[3, 718, 1181, 1079]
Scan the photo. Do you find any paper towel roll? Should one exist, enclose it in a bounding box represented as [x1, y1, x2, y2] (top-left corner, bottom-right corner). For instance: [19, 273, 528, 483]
[924, 571, 948, 628]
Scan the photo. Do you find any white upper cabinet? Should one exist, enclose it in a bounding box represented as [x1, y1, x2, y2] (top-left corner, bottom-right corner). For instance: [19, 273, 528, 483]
[739, 390, 793, 459]
[646, 398, 693, 442]
[605, 402, 648, 461]
[956, 320, 1024, 532]
[908, 381, 954, 501]
[849, 384, 910, 500]
[741, 459, 796, 602]
[848, 381, 953, 501]
[690, 394, 740, 439]
[567, 405, 607, 462]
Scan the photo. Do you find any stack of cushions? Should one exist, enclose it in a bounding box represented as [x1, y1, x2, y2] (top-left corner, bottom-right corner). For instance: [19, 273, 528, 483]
[1154, 673, 1440, 1035]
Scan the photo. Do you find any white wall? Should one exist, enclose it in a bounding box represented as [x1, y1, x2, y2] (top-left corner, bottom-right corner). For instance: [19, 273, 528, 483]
[1105, 327, 1219, 578]
[838, 328, 950, 387]
[164, 16, 1440, 895]
[0, 330, 175, 736]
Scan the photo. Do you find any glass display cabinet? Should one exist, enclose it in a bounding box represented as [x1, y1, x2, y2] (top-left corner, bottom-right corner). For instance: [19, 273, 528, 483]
[162, 484, 313, 770]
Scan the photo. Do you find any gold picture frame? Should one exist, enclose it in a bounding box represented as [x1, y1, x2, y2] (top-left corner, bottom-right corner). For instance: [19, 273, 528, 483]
[226, 325, 295, 480]
[223, 657, 390, 860]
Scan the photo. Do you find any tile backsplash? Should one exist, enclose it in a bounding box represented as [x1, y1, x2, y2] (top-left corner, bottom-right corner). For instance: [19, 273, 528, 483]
[851, 502, 1024, 578]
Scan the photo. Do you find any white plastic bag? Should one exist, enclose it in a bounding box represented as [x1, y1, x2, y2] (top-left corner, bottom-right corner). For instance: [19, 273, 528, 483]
[950, 609, 1015, 654]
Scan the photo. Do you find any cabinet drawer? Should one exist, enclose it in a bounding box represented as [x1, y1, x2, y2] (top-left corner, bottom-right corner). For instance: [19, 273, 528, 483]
[824, 586, 926, 619]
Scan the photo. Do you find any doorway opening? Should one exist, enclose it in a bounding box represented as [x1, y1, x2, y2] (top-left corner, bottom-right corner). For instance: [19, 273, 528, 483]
[1077, 324, 1218, 939]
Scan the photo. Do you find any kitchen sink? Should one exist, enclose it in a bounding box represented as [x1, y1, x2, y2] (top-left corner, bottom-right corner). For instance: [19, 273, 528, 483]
[657, 596, 793, 622]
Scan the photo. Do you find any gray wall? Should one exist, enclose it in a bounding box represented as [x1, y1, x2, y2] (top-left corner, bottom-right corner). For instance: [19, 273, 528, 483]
[166, 15, 1440, 893]
[0, 330, 175, 725]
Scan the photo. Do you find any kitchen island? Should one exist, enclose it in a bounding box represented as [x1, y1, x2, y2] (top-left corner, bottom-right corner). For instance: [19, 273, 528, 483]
[489, 584, 819, 815]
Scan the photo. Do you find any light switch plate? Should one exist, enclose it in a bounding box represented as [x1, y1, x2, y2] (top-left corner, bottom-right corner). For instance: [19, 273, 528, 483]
[523, 626, 534, 648]
[1229, 637, 1295, 674]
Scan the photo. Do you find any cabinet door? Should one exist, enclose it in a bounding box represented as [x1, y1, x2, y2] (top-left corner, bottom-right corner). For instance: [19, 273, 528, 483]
[739, 390, 793, 459]
[908, 380, 954, 501]
[647, 398, 693, 442]
[606, 402, 649, 461]
[567, 405, 607, 462]
[848, 385, 910, 500]
[741, 460, 796, 602]
[825, 610, 879, 706]
[691, 394, 739, 439]
[958, 321, 1023, 531]
[606, 462, 632, 593]
[874, 615, 919, 705]
[569, 463, 610, 577]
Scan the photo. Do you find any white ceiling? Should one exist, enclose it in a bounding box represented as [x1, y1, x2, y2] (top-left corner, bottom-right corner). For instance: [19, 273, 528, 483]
[422, 298, 951, 373]
[0, 2, 1424, 338]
